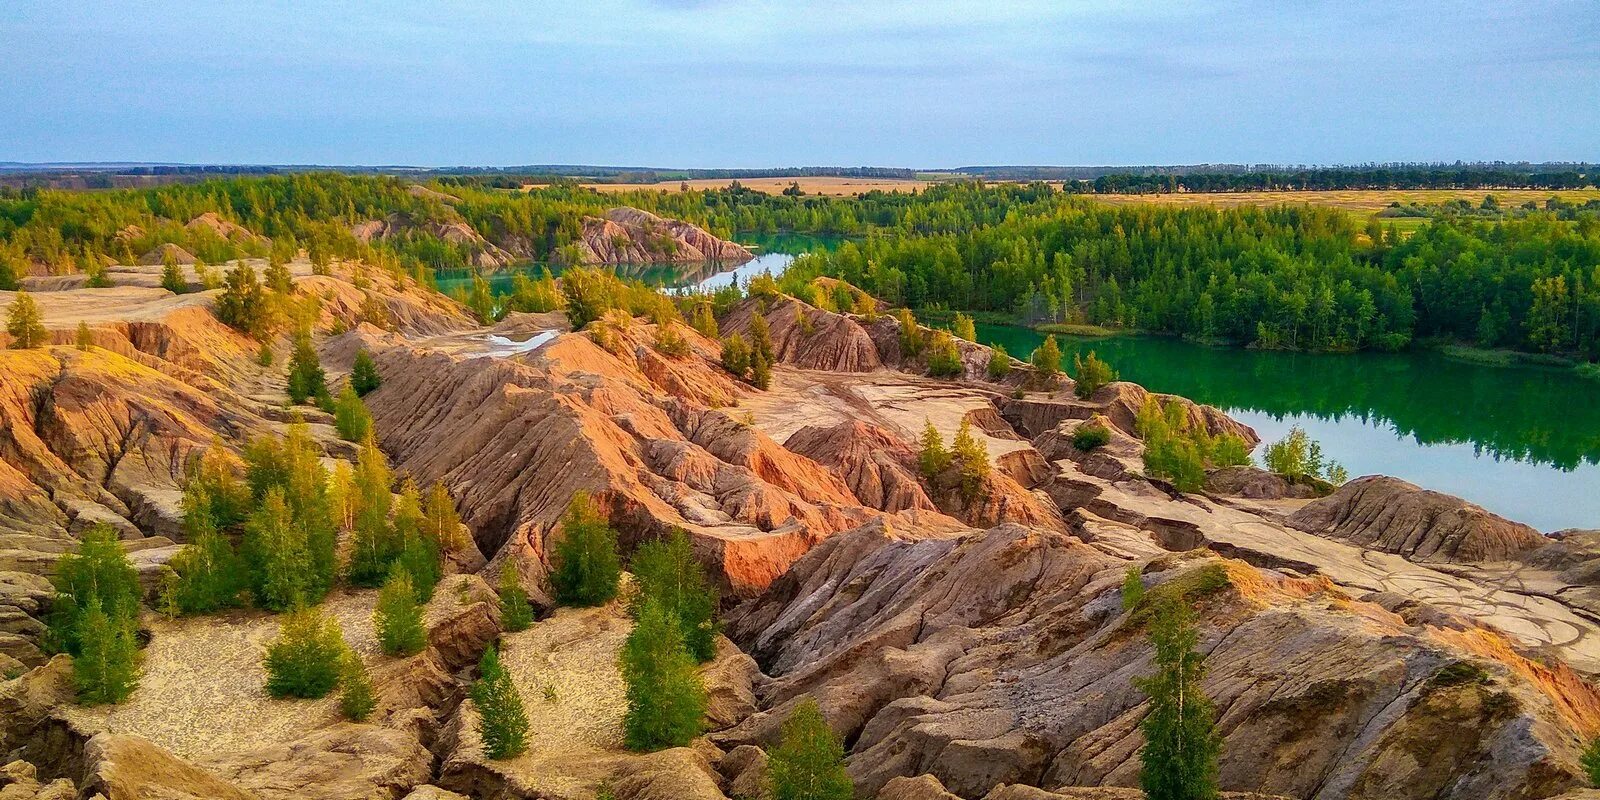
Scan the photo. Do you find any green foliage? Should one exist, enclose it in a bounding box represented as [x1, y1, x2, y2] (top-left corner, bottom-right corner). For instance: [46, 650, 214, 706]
[264, 605, 347, 699]
[348, 436, 401, 587]
[1071, 422, 1112, 452]
[1136, 398, 1253, 492]
[394, 481, 441, 601]
[559, 265, 680, 330]
[472, 645, 529, 759]
[422, 481, 469, 554]
[351, 350, 381, 396]
[768, 698, 853, 800]
[334, 385, 373, 442]
[169, 483, 246, 614]
[918, 418, 950, 480]
[375, 566, 427, 657]
[47, 524, 141, 657]
[1263, 425, 1346, 484]
[550, 493, 622, 607]
[215, 262, 268, 338]
[1121, 565, 1146, 612]
[160, 252, 186, 294]
[653, 321, 690, 357]
[749, 346, 772, 390]
[896, 307, 923, 356]
[629, 529, 719, 663]
[621, 596, 707, 751]
[243, 487, 313, 611]
[1583, 735, 1600, 788]
[237, 424, 339, 606]
[74, 321, 93, 351]
[189, 439, 252, 529]
[84, 260, 113, 288]
[498, 566, 534, 633]
[286, 329, 327, 405]
[925, 330, 963, 378]
[6, 290, 49, 349]
[986, 342, 1012, 379]
[1030, 334, 1062, 377]
[951, 312, 977, 342]
[951, 418, 990, 502]
[339, 653, 376, 721]
[688, 302, 719, 339]
[1136, 595, 1221, 800]
[264, 253, 293, 293]
[749, 312, 775, 364]
[1072, 350, 1115, 398]
[720, 332, 751, 379]
[506, 268, 563, 314]
[72, 598, 141, 705]
[0, 253, 18, 291]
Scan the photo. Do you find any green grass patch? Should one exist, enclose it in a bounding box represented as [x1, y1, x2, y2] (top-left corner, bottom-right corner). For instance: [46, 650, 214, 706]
[1577, 363, 1600, 383]
[1124, 563, 1232, 629]
[1432, 342, 1575, 368]
[1034, 322, 1131, 338]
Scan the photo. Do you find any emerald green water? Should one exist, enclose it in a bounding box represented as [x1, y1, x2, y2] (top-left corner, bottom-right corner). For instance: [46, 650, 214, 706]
[974, 323, 1600, 532]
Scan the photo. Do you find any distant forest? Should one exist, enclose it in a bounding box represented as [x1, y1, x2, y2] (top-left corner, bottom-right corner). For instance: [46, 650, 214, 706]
[1, 174, 1596, 361]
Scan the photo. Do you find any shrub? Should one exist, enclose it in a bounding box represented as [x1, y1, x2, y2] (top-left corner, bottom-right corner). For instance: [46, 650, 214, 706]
[653, 321, 690, 357]
[160, 252, 186, 293]
[925, 331, 962, 378]
[333, 385, 373, 442]
[1030, 334, 1062, 377]
[498, 566, 534, 633]
[550, 493, 622, 607]
[472, 645, 529, 759]
[629, 529, 719, 663]
[351, 350, 381, 396]
[749, 313, 774, 364]
[621, 597, 707, 751]
[720, 332, 751, 379]
[72, 598, 141, 705]
[264, 605, 346, 699]
[1071, 423, 1112, 452]
[1263, 425, 1345, 484]
[1121, 565, 1145, 612]
[5, 290, 49, 349]
[896, 308, 923, 356]
[951, 418, 990, 502]
[952, 313, 977, 342]
[768, 698, 853, 800]
[375, 566, 427, 657]
[750, 347, 772, 390]
[286, 330, 327, 405]
[215, 262, 267, 338]
[46, 524, 141, 657]
[986, 343, 1012, 379]
[339, 653, 376, 721]
[1583, 736, 1600, 787]
[688, 302, 718, 339]
[1072, 350, 1115, 399]
[75, 321, 93, 351]
[918, 418, 950, 479]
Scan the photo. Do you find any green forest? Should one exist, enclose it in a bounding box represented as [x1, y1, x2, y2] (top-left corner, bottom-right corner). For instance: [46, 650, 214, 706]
[1, 175, 1597, 360]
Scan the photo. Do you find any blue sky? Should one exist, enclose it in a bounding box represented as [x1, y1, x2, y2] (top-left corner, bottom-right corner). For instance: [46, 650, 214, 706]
[2, 1, 1596, 167]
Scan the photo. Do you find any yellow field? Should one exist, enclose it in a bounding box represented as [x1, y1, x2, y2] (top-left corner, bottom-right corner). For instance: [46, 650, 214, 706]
[565, 176, 935, 196]
[1089, 188, 1600, 214]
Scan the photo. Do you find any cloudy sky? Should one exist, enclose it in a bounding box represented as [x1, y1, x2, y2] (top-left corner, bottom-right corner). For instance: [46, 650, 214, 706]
[2, 0, 1596, 167]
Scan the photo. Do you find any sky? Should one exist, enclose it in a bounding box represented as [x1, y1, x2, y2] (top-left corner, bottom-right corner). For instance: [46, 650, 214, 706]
[2, 0, 1597, 168]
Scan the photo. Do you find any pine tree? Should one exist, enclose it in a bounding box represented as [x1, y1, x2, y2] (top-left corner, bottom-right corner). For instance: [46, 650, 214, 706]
[264, 605, 347, 699]
[349, 436, 400, 586]
[72, 598, 141, 705]
[160, 251, 186, 294]
[264, 253, 293, 294]
[334, 385, 373, 442]
[749, 313, 774, 364]
[621, 596, 707, 751]
[75, 321, 93, 351]
[689, 302, 718, 339]
[629, 529, 719, 662]
[339, 651, 376, 722]
[550, 493, 622, 607]
[394, 481, 441, 602]
[6, 289, 49, 349]
[917, 418, 950, 479]
[951, 418, 990, 502]
[422, 482, 468, 555]
[768, 698, 853, 800]
[986, 343, 1012, 379]
[1073, 350, 1116, 399]
[351, 349, 381, 396]
[1136, 595, 1221, 800]
[498, 565, 534, 633]
[215, 262, 266, 338]
[46, 524, 141, 656]
[472, 645, 529, 759]
[374, 566, 427, 657]
[1031, 334, 1062, 377]
[243, 487, 311, 612]
[749, 346, 772, 390]
[720, 332, 751, 378]
[286, 329, 327, 405]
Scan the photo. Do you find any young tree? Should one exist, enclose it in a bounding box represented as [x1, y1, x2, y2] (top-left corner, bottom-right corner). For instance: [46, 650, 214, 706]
[189, 438, 251, 529]
[925, 331, 962, 378]
[1136, 595, 1221, 800]
[351, 349, 382, 396]
[952, 313, 977, 343]
[286, 329, 327, 406]
[1121, 565, 1146, 612]
[951, 418, 990, 502]
[550, 493, 622, 607]
[1073, 350, 1116, 399]
[720, 332, 751, 379]
[498, 565, 534, 633]
[75, 321, 93, 351]
[653, 321, 690, 357]
[749, 312, 775, 364]
[472, 645, 529, 759]
[918, 418, 951, 479]
[339, 652, 376, 722]
[630, 529, 719, 662]
[73, 598, 141, 705]
[169, 482, 246, 613]
[264, 605, 347, 699]
[243, 487, 311, 612]
[986, 343, 1012, 379]
[46, 524, 141, 657]
[348, 436, 399, 586]
[1263, 426, 1327, 481]
[83, 260, 113, 288]
[1030, 335, 1062, 378]
[160, 251, 186, 294]
[334, 385, 373, 442]
[422, 482, 468, 554]
[621, 597, 707, 751]
[749, 346, 772, 390]
[264, 253, 293, 294]
[215, 262, 266, 338]
[6, 289, 49, 349]
[689, 302, 718, 339]
[394, 481, 441, 602]
[374, 566, 427, 657]
[0, 253, 18, 291]
[767, 698, 853, 800]
[896, 308, 923, 355]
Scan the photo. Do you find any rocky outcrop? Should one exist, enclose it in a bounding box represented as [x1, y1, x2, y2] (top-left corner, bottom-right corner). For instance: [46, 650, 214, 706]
[137, 243, 195, 266]
[720, 296, 883, 372]
[864, 314, 1009, 384]
[79, 733, 257, 800]
[999, 382, 1257, 447]
[567, 207, 752, 266]
[184, 213, 265, 245]
[351, 213, 517, 269]
[785, 421, 939, 514]
[876, 774, 1292, 800]
[1288, 475, 1548, 563]
[1205, 465, 1321, 500]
